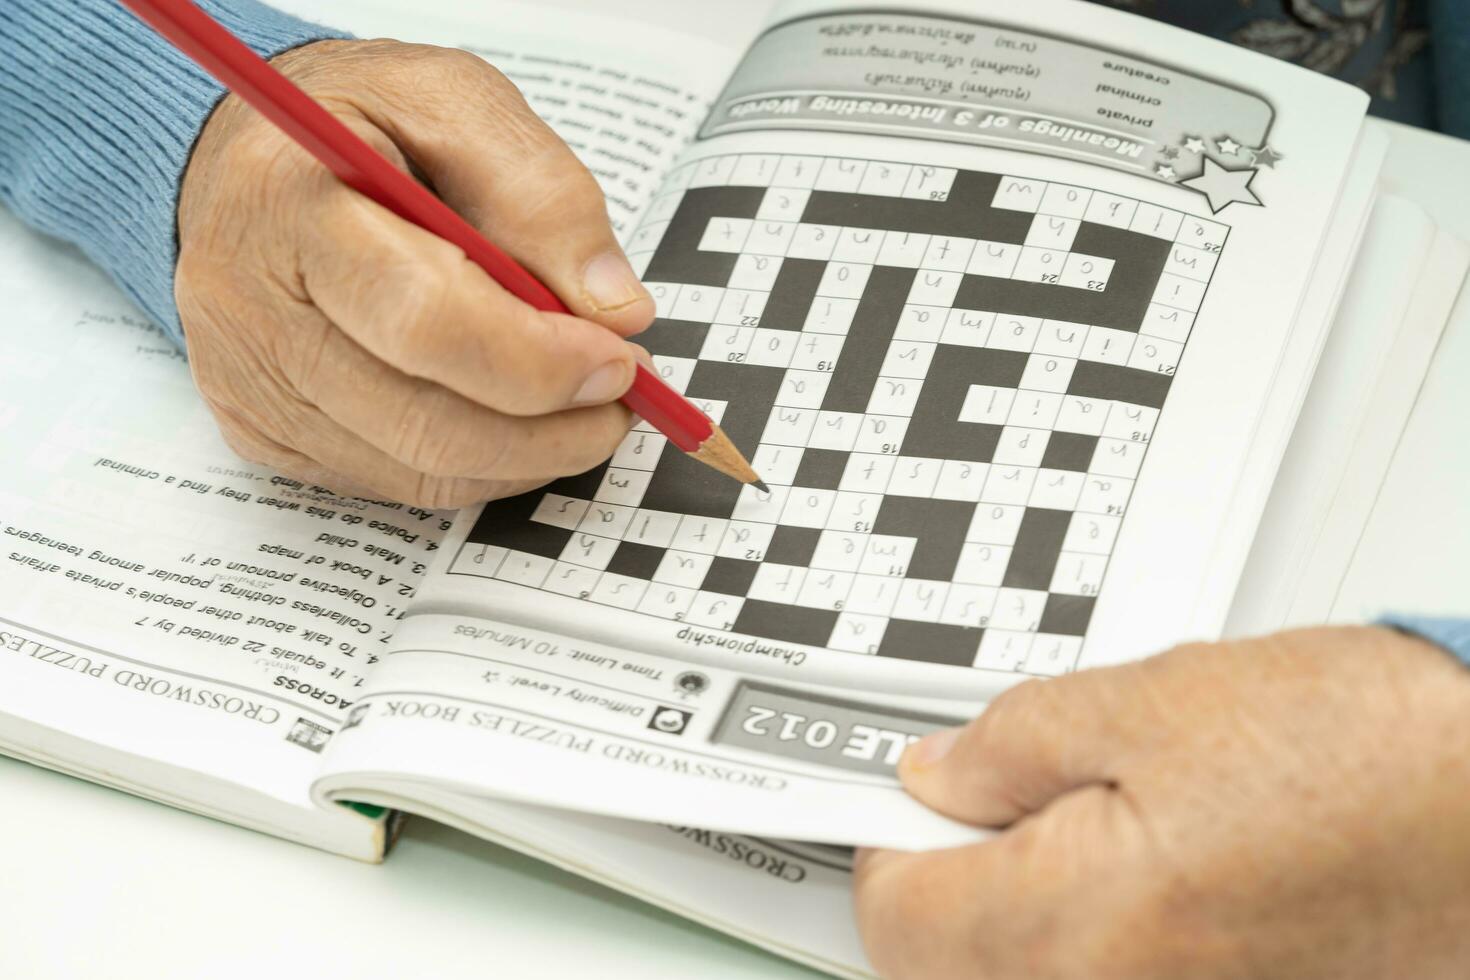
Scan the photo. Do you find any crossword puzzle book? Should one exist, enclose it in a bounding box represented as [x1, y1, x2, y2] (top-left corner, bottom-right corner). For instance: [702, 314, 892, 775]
[2, 0, 1466, 975]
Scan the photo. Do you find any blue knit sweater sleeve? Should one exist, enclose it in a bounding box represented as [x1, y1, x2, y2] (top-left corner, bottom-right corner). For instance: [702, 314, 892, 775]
[0, 0, 348, 347]
[1381, 616, 1470, 668]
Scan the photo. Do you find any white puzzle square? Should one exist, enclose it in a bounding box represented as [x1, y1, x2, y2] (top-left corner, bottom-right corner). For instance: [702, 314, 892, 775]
[698, 218, 750, 254]
[858, 161, 911, 197]
[907, 269, 962, 306]
[796, 569, 854, 610]
[730, 154, 780, 185]
[967, 503, 1025, 545]
[757, 186, 810, 222]
[807, 411, 863, 452]
[812, 530, 870, 572]
[1025, 215, 1079, 252]
[829, 612, 888, 654]
[893, 579, 950, 622]
[877, 231, 931, 268]
[589, 572, 648, 610]
[787, 223, 839, 261]
[729, 253, 784, 291]
[1083, 192, 1137, 229]
[637, 583, 696, 621]
[802, 297, 859, 335]
[902, 165, 956, 200]
[653, 550, 713, 589]
[772, 155, 821, 188]
[967, 241, 1021, 278]
[988, 315, 1041, 353]
[941, 309, 993, 347]
[839, 453, 896, 494]
[718, 521, 776, 562]
[1038, 182, 1091, 218]
[933, 459, 988, 501]
[626, 509, 681, 548]
[531, 494, 590, 530]
[1029, 469, 1085, 510]
[940, 584, 997, 627]
[745, 220, 797, 257]
[894, 304, 946, 342]
[672, 515, 729, 554]
[992, 176, 1045, 211]
[815, 157, 867, 192]
[920, 236, 975, 272]
[749, 563, 808, 603]
[816, 261, 873, 299]
[717, 289, 768, 329]
[832, 227, 883, 264]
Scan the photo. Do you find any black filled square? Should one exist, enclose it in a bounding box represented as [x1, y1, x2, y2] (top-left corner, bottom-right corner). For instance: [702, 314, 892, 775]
[605, 541, 665, 580]
[1067, 360, 1172, 410]
[878, 619, 983, 667]
[1041, 432, 1099, 472]
[702, 556, 760, 596]
[1003, 507, 1071, 591]
[635, 319, 710, 359]
[732, 600, 838, 647]
[765, 526, 821, 566]
[792, 449, 848, 491]
[873, 494, 929, 534]
[1038, 594, 1097, 636]
[762, 258, 826, 330]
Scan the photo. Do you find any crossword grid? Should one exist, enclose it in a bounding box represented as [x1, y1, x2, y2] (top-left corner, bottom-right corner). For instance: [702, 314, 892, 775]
[453, 153, 1228, 676]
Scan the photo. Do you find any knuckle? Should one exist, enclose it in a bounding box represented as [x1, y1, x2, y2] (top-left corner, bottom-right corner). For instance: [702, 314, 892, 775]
[387, 390, 459, 477]
[407, 474, 488, 510]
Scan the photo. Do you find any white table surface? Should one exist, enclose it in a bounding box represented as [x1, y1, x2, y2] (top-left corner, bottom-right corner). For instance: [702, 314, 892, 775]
[3, 4, 1467, 975]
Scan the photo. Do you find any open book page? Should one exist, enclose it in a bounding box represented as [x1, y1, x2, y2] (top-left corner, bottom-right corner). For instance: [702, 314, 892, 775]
[313, 0, 1372, 856]
[1227, 197, 1470, 635]
[0, 210, 450, 856]
[272, 0, 746, 240]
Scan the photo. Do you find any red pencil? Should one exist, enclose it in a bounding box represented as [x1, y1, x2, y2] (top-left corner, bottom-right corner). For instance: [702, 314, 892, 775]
[119, 0, 765, 490]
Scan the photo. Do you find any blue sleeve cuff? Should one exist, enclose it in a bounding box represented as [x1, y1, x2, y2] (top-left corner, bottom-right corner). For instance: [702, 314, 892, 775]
[1380, 615, 1470, 668]
[0, 0, 351, 348]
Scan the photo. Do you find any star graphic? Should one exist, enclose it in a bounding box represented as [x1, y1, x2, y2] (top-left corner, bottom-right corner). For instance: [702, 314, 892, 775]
[1160, 145, 1181, 160]
[1216, 136, 1242, 156]
[1251, 144, 1284, 168]
[1182, 135, 1206, 154]
[1156, 163, 1177, 180]
[1182, 158, 1262, 213]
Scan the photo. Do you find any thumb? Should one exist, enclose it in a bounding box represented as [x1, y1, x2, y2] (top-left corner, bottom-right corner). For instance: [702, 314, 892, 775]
[899, 663, 1155, 827]
[355, 45, 654, 335]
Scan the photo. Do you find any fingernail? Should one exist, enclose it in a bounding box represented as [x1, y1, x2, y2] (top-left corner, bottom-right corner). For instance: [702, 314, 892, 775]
[904, 726, 961, 771]
[583, 251, 649, 312]
[573, 360, 632, 406]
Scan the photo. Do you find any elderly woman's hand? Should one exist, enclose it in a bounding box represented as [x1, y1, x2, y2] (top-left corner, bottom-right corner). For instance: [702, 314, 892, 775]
[177, 39, 653, 506]
[856, 626, 1470, 979]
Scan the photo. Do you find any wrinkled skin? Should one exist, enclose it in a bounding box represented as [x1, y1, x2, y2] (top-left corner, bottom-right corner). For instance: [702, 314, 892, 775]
[177, 39, 654, 507]
[857, 626, 1470, 980]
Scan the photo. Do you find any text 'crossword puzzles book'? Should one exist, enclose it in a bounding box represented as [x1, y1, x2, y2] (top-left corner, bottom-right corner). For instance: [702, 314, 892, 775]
[2, 0, 1465, 975]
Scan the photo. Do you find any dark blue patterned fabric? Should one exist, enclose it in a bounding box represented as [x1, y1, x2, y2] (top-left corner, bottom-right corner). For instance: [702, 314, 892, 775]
[1095, 0, 1465, 137]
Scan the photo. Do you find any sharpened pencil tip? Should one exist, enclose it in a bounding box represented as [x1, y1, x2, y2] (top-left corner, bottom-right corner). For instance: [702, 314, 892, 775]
[751, 479, 770, 495]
